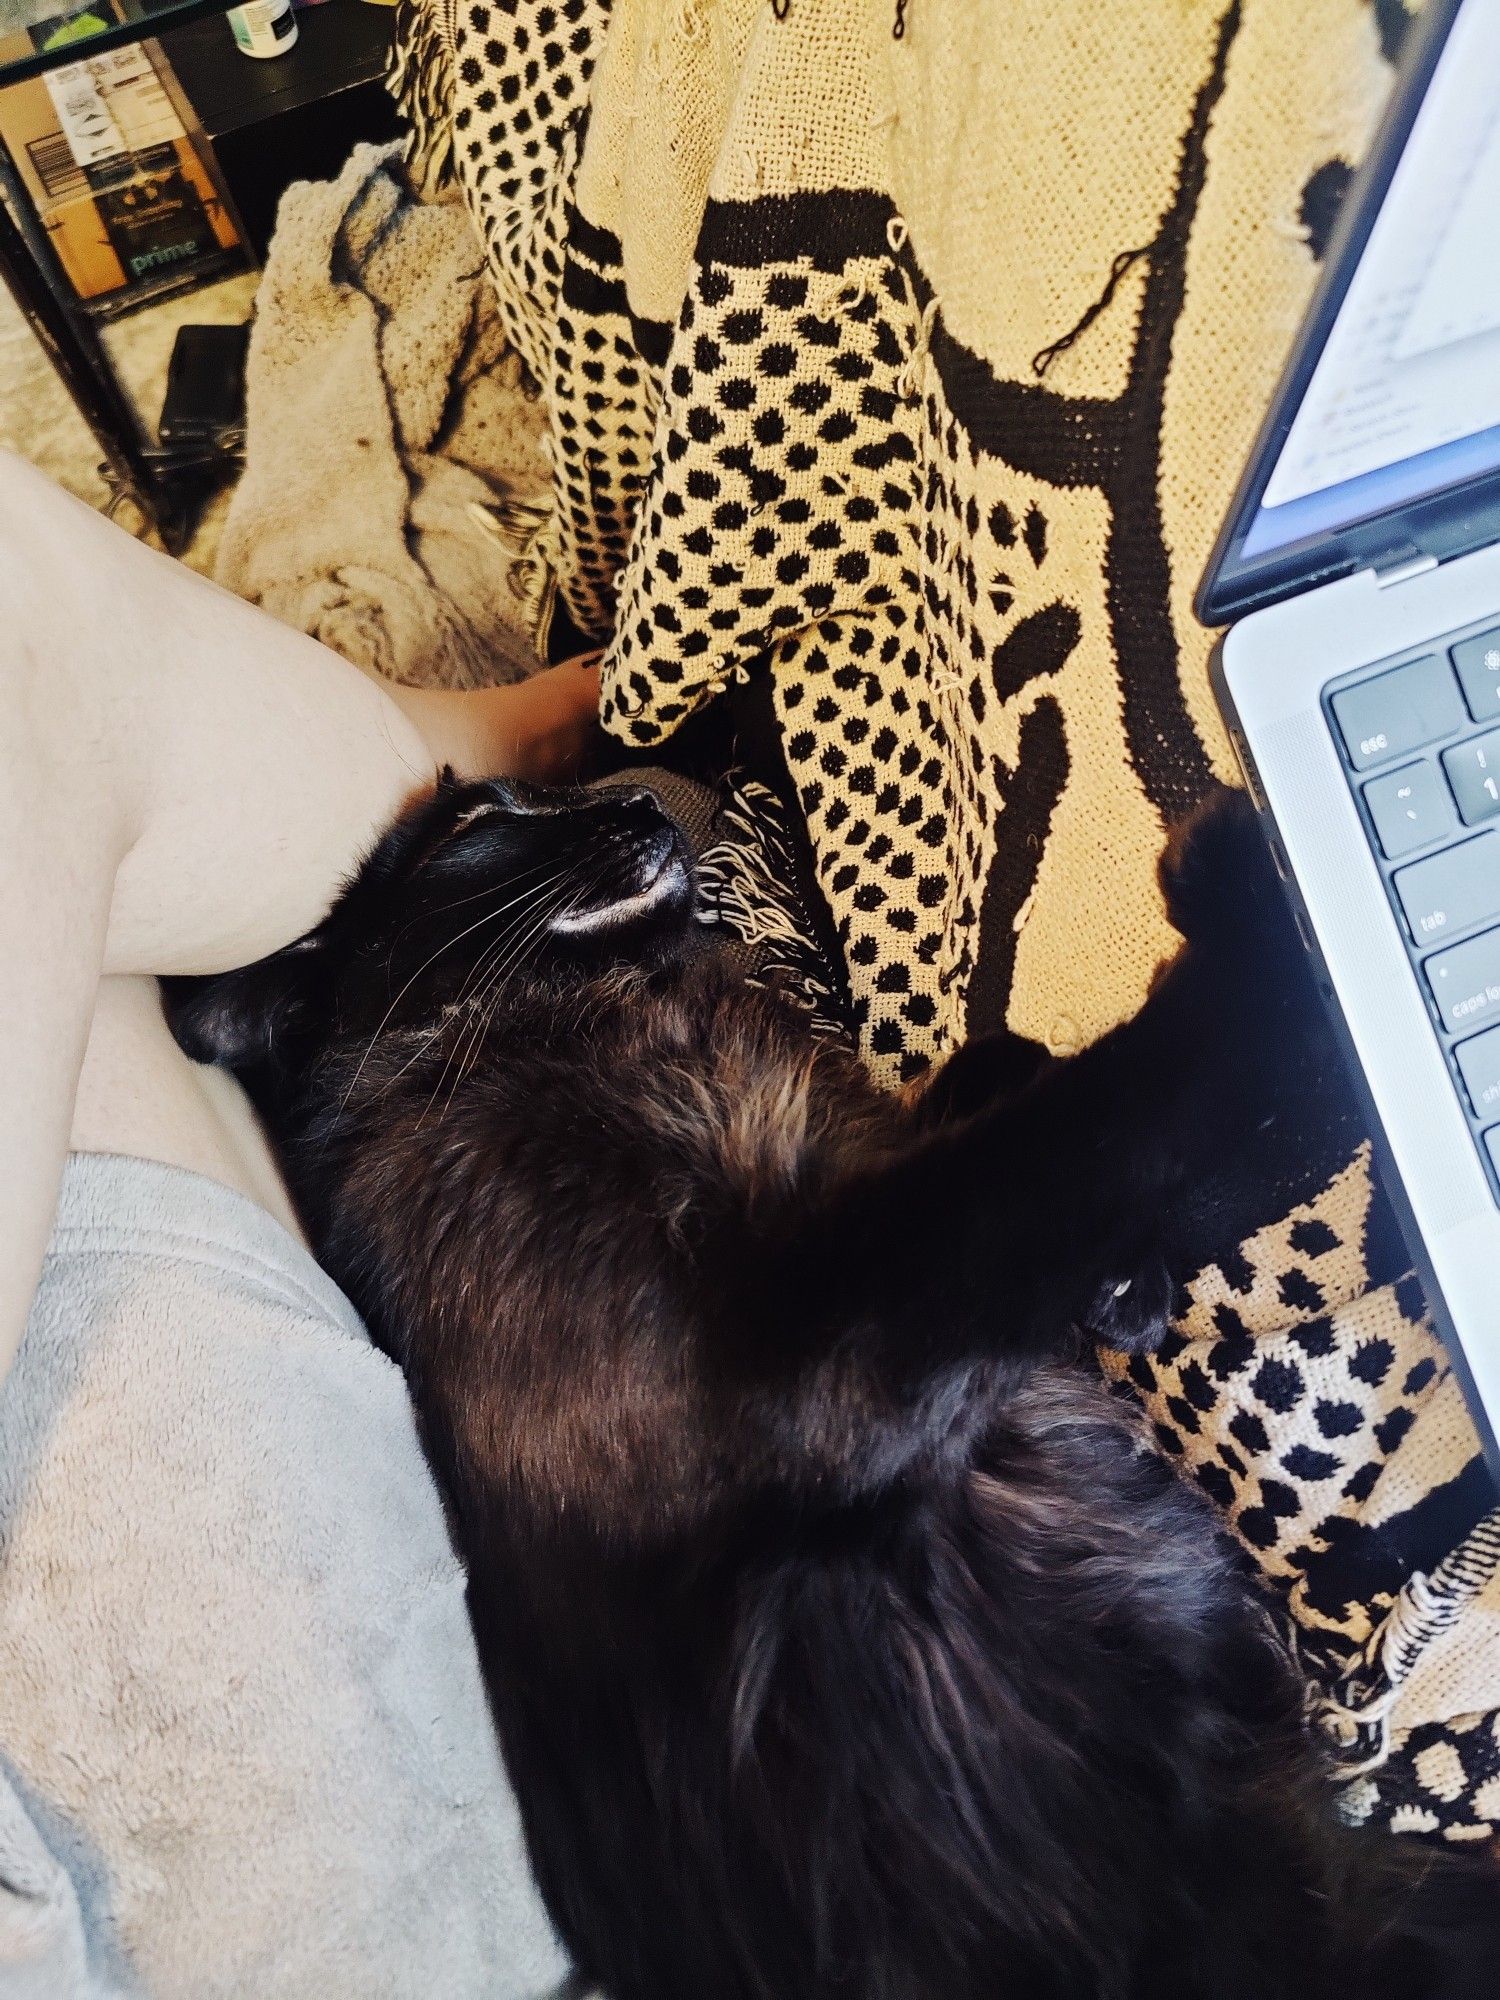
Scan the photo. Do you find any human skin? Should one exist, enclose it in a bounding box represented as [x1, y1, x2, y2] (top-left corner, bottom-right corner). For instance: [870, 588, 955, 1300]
[0, 450, 599, 1385]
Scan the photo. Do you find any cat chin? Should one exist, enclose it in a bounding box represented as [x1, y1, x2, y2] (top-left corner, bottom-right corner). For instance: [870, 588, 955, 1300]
[548, 852, 694, 937]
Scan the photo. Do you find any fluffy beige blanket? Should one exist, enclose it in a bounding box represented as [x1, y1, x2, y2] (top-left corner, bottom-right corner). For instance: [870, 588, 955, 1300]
[216, 143, 551, 689]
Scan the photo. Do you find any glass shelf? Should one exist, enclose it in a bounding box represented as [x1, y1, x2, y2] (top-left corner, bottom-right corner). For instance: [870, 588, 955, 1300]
[0, 0, 232, 85]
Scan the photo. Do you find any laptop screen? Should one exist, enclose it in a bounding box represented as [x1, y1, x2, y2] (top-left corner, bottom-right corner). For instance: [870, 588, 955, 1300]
[1247, 0, 1500, 559]
[1198, 0, 1500, 623]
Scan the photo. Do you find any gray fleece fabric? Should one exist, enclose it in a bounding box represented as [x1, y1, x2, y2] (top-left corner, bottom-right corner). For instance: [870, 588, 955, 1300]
[0, 1153, 570, 1999]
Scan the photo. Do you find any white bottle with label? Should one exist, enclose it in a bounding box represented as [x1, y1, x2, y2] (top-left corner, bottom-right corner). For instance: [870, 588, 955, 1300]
[226, 0, 298, 58]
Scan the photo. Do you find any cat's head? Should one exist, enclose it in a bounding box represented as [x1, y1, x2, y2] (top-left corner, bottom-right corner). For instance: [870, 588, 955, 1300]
[164, 773, 697, 1079]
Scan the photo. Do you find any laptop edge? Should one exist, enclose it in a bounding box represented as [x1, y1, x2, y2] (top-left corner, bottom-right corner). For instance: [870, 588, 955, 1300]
[1198, 0, 1500, 1482]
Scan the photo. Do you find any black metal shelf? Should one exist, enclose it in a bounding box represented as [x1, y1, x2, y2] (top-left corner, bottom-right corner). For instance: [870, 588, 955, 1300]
[0, 0, 399, 543]
[161, 0, 393, 137]
[160, 0, 397, 258]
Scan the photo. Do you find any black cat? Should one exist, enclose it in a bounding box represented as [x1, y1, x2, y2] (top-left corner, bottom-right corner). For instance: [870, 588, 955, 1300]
[165, 780, 1498, 2000]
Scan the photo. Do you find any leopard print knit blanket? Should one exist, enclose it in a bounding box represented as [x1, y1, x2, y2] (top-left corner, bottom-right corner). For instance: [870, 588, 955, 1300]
[389, 0, 1500, 1843]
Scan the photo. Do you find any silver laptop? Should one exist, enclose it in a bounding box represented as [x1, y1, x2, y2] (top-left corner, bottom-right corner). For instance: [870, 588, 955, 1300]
[1199, 0, 1500, 1479]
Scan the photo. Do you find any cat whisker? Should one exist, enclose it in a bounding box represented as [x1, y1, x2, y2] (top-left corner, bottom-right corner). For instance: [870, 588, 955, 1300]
[337, 867, 574, 1114]
[442, 868, 577, 1019]
[385, 854, 566, 950]
[411, 881, 580, 1122]
[362, 873, 579, 1108]
[421, 872, 590, 1126]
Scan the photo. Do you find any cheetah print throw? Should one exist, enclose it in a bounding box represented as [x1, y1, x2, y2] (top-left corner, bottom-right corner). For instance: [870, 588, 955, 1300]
[389, 0, 1500, 1841]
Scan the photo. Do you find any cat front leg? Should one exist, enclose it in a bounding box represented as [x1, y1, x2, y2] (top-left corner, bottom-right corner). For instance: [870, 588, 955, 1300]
[907, 1028, 1055, 1128]
[737, 783, 1348, 1450]
[784, 789, 1339, 1374]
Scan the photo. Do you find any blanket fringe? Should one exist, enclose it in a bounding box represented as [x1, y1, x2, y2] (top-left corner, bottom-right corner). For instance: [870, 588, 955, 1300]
[696, 776, 847, 1036]
[389, 0, 456, 196]
[1313, 1508, 1500, 1785]
[468, 494, 561, 659]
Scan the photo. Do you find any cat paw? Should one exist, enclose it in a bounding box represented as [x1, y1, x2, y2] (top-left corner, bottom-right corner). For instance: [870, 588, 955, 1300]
[1158, 783, 1281, 953]
[912, 1031, 1054, 1127]
[1085, 1247, 1182, 1354]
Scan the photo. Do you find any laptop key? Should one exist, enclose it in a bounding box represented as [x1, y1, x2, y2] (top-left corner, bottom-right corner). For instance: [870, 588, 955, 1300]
[1363, 761, 1455, 857]
[1444, 729, 1500, 825]
[1331, 654, 1465, 770]
[1393, 833, 1500, 943]
[1452, 627, 1500, 722]
[1457, 1026, 1500, 1120]
[1425, 926, 1500, 1035]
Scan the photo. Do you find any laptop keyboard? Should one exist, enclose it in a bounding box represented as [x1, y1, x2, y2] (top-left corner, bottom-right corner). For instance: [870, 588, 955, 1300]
[1325, 614, 1500, 1194]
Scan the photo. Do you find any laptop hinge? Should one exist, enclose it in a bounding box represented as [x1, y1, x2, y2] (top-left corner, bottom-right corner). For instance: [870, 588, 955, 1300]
[1373, 548, 1441, 589]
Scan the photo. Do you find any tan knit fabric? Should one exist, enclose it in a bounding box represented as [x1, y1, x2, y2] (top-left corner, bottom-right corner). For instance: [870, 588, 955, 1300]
[217, 149, 551, 689]
[391, 0, 1500, 1841]
[406, 0, 1399, 1079]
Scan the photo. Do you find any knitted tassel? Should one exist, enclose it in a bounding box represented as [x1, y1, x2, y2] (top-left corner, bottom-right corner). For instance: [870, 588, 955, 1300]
[467, 492, 562, 662]
[696, 777, 849, 1036]
[389, 0, 457, 197]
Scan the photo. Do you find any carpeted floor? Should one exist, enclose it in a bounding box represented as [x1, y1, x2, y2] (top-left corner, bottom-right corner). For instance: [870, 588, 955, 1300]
[0, 267, 260, 574]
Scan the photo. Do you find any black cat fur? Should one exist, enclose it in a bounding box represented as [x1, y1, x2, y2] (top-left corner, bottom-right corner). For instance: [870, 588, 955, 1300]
[165, 780, 1500, 2000]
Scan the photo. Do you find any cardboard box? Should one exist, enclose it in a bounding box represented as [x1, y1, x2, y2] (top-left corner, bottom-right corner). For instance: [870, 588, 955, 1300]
[0, 37, 238, 302]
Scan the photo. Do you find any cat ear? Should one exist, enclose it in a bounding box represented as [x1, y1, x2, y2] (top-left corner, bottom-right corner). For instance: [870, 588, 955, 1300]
[161, 937, 321, 1073]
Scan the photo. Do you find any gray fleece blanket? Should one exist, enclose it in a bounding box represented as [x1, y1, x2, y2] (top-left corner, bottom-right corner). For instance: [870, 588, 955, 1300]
[0, 1153, 571, 1999]
[0, 756, 787, 1997]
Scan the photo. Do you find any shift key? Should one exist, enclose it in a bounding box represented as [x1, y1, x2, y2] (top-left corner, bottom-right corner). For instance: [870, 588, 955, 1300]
[1395, 833, 1500, 943]
[1457, 1025, 1500, 1119]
